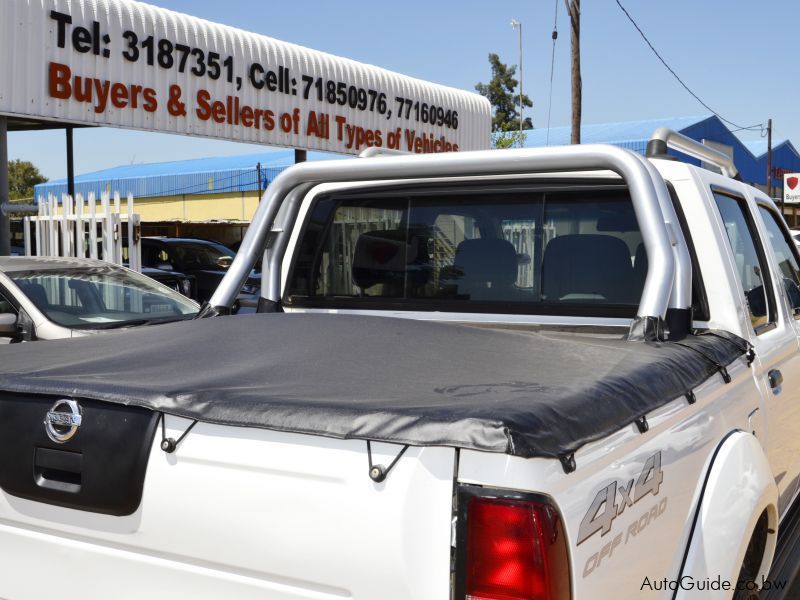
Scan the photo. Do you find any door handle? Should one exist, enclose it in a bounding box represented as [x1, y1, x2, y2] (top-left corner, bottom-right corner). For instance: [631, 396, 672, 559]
[768, 369, 783, 389]
[34, 447, 82, 493]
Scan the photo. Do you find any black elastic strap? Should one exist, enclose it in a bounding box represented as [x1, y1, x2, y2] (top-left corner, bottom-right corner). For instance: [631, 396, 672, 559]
[367, 440, 409, 483]
[671, 341, 732, 383]
[160, 413, 198, 453]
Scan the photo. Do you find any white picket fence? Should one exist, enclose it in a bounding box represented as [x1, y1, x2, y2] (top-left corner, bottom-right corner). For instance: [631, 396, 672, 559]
[23, 191, 141, 272]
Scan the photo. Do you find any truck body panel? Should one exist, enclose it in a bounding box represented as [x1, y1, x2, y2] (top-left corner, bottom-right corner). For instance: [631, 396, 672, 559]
[0, 420, 455, 599]
[458, 355, 760, 598]
[1, 143, 800, 598]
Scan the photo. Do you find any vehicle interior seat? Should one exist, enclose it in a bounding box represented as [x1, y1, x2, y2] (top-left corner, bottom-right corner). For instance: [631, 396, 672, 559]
[351, 230, 431, 296]
[541, 234, 636, 303]
[449, 238, 523, 301]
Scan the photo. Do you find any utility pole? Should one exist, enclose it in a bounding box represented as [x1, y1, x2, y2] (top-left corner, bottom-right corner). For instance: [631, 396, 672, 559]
[0, 117, 9, 256]
[511, 19, 523, 138]
[767, 119, 777, 208]
[565, 0, 581, 144]
[66, 126, 75, 198]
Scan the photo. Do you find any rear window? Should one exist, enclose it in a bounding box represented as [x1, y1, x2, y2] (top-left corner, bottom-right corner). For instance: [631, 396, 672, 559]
[285, 187, 647, 317]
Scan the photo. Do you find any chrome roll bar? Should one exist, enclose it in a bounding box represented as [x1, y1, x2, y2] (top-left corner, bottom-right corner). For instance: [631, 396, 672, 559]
[208, 145, 688, 335]
[635, 155, 692, 312]
[647, 127, 738, 179]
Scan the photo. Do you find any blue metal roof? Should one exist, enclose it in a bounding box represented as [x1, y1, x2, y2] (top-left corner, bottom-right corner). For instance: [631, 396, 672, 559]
[521, 115, 713, 148]
[743, 139, 776, 157]
[34, 150, 347, 201]
[519, 115, 800, 188]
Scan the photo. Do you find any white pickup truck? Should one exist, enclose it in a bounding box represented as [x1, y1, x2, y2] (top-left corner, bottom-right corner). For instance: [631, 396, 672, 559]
[0, 130, 799, 600]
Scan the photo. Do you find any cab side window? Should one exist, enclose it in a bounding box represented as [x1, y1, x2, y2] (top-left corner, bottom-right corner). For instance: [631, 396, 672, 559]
[713, 191, 775, 333]
[758, 205, 800, 316]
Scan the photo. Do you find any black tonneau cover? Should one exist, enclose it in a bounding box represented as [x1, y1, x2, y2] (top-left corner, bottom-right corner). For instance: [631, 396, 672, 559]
[0, 314, 747, 459]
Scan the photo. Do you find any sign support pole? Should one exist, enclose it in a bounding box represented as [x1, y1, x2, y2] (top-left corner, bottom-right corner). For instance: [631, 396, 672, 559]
[66, 126, 75, 199]
[0, 117, 9, 256]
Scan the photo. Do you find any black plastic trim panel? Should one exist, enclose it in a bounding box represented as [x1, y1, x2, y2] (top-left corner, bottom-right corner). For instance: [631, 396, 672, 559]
[0, 394, 159, 516]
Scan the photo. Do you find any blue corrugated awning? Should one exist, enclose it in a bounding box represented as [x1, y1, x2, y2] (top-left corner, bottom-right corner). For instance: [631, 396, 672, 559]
[33, 149, 348, 202]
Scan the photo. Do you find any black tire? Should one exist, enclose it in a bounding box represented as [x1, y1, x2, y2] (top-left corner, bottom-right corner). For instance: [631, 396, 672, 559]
[733, 511, 769, 600]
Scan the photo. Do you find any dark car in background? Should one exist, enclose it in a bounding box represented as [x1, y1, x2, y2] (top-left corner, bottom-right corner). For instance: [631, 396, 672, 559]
[141, 266, 196, 300]
[141, 237, 260, 307]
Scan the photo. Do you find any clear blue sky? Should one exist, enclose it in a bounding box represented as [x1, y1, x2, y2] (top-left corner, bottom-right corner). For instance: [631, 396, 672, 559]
[10, 0, 799, 180]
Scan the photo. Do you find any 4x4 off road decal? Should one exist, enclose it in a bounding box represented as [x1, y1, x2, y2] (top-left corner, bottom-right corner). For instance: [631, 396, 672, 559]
[577, 451, 664, 545]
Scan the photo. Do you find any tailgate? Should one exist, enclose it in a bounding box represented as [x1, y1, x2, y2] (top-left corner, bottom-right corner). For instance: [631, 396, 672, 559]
[0, 400, 455, 600]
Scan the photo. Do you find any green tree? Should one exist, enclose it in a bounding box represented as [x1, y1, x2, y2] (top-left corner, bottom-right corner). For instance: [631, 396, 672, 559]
[8, 159, 47, 200]
[475, 53, 533, 148]
[493, 122, 528, 150]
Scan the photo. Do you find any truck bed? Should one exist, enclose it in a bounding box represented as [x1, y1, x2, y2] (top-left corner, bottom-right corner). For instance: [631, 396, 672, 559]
[0, 312, 747, 461]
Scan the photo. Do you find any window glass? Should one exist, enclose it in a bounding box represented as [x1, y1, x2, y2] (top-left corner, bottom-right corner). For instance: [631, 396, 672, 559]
[758, 205, 800, 314]
[10, 266, 198, 329]
[317, 203, 404, 296]
[288, 188, 645, 314]
[172, 243, 233, 270]
[713, 192, 773, 330]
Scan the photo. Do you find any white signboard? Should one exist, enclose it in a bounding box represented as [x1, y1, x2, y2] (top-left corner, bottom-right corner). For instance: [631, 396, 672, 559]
[0, 0, 491, 155]
[784, 173, 800, 204]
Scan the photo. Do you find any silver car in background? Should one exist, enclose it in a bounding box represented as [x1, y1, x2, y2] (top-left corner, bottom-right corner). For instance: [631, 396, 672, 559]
[0, 257, 200, 342]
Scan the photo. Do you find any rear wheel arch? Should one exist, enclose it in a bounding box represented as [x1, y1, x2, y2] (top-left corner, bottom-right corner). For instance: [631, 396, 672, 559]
[675, 431, 778, 599]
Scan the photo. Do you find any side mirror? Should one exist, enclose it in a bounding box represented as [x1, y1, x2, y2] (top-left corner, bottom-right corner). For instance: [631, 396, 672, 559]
[0, 313, 18, 337]
[745, 285, 767, 318]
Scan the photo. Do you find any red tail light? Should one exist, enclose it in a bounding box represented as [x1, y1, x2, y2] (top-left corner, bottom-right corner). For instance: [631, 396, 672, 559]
[463, 494, 570, 600]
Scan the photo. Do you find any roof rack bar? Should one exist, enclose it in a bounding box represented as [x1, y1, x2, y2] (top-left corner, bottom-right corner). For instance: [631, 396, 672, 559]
[358, 147, 410, 158]
[646, 128, 738, 179]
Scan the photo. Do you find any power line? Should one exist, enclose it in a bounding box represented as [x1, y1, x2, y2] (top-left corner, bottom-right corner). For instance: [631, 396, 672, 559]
[614, 0, 763, 133]
[545, 0, 559, 145]
[730, 123, 768, 137]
